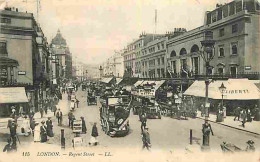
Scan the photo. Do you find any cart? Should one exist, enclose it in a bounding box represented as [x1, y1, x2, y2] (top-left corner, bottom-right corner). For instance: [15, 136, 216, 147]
[72, 120, 82, 133]
[87, 96, 97, 105]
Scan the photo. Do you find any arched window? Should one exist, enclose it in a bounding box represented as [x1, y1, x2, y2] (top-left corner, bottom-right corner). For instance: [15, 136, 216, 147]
[180, 48, 187, 55]
[170, 50, 176, 57]
[191, 45, 199, 53]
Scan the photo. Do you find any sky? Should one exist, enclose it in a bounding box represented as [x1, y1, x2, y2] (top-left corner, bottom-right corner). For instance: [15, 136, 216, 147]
[2, 0, 243, 65]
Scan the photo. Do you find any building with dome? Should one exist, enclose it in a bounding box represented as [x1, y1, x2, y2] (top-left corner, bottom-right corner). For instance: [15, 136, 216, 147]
[50, 29, 73, 81]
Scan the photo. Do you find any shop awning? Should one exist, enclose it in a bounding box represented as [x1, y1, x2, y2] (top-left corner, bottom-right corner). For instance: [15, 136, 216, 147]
[154, 80, 166, 91]
[134, 80, 144, 87]
[184, 79, 260, 100]
[0, 57, 19, 66]
[116, 78, 123, 85]
[249, 80, 260, 91]
[0, 87, 28, 104]
[100, 77, 113, 84]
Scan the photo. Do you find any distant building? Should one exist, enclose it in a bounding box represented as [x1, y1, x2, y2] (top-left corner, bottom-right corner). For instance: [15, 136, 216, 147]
[101, 51, 124, 78]
[50, 29, 72, 81]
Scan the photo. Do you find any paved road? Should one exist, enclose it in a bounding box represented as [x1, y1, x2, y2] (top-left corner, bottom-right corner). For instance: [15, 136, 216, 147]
[1, 89, 259, 153]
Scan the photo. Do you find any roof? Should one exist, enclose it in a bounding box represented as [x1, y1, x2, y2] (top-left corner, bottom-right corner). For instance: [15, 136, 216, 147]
[101, 77, 113, 84]
[116, 78, 123, 85]
[184, 79, 260, 100]
[51, 29, 67, 46]
[134, 80, 144, 87]
[0, 87, 28, 104]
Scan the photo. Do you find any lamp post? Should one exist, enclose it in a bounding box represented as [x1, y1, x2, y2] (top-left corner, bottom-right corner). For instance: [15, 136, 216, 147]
[219, 82, 226, 120]
[200, 30, 216, 120]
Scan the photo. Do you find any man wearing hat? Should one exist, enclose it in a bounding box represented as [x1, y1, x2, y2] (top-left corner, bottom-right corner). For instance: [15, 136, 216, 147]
[56, 109, 63, 126]
[9, 120, 17, 147]
[142, 127, 151, 151]
[40, 121, 47, 143]
[68, 110, 73, 128]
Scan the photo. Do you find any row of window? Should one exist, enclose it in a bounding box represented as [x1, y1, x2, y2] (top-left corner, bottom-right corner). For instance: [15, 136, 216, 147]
[218, 42, 238, 57]
[1, 18, 11, 24]
[141, 42, 165, 56]
[206, 1, 260, 25]
[219, 24, 238, 37]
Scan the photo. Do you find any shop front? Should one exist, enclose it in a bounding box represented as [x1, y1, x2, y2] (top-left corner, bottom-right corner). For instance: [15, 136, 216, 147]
[0, 87, 29, 117]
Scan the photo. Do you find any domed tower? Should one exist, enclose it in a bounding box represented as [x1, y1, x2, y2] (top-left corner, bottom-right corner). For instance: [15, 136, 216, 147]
[51, 29, 72, 80]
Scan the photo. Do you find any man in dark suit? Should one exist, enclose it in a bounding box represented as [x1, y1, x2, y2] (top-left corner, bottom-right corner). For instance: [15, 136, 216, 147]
[56, 109, 63, 126]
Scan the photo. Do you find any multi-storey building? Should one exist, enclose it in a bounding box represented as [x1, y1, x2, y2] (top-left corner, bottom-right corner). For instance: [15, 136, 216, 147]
[167, 0, 260, 79]
[122, 33, 165, 78]
[0, 7, 52, 113]
[140, 36, 167, 78]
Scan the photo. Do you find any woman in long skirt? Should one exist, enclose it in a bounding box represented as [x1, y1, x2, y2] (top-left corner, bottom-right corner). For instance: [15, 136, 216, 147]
[40, 121, 48, 143]
[89, 122, 98, 146]
[22, 116, 31, 136]
[46, 117, 54, 137]
[81, 117, 87, 134]
[34, 122, 41, 142]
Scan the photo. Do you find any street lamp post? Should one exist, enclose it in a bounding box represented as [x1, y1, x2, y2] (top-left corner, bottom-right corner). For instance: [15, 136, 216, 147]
[200, 30, 216, 120]
[219, 82, 226, 120]
[200, 30, 215, 148]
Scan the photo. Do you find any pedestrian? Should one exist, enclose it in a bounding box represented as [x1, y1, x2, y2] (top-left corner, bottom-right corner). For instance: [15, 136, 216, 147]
[34, 122, 41, 142]
[81, 117, 87, 134]
[68, 110, 73, 127]
[9, 120, 17, 147]
[233, 106, 241, 121]
[241, 109, 247, 128]
[19, 105, 24, 116]
[40, 107, 44, 118]
[247, 108, 252, 122]
[76, 98, 80, 108]
[10, 108, 16, 119]
[44, 100, 48, 115]
[89, 122, 99, 146]
[21, 116, 31, 136]
[200, 104, 205, 117]
[71, 115, 76, 129]
[30, 118, 36, 136]
[40, 121, 48, 143]
[140, 114, 147, 132]
[29, 109, 35, 121]
[56, 109, 63, 126]
[142, 127, 151, 151]
[52, 103, 57, 116]
[46, 117, 54, 137]
[253, 105, 260, 121]
[202, 121, 214, 146]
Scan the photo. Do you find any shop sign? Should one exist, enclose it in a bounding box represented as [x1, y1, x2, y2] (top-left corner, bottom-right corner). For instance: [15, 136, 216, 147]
[245, 66, 251, 70]
[18, 71, 26, 75]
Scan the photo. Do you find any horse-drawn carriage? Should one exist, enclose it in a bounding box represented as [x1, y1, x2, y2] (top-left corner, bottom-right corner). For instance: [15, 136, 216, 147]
[132, 83, 161, 119]
[87, 95, 97, 105]
[100, 95, 131, 137]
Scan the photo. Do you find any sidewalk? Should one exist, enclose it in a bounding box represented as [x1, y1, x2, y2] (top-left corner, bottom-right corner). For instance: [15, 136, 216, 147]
[0, 93, 70, 128]
[197, 111, 260, 135]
